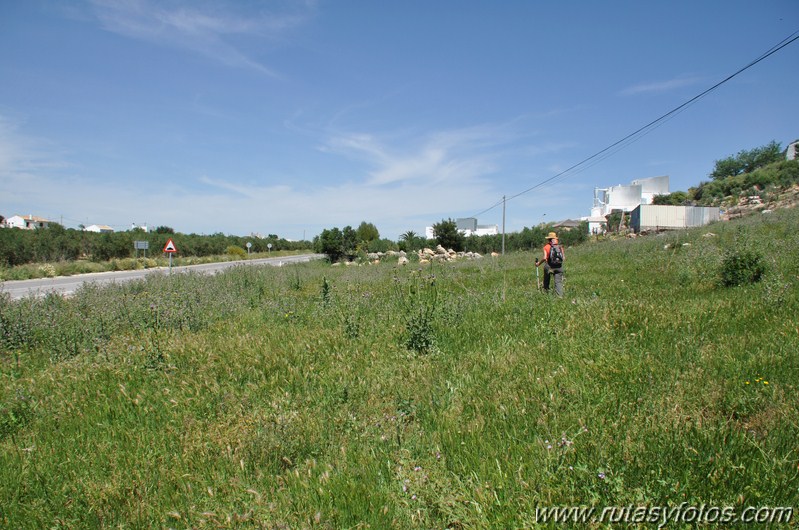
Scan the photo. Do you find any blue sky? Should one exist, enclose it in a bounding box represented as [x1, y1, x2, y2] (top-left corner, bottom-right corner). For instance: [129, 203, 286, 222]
[1, 1, 797, 240]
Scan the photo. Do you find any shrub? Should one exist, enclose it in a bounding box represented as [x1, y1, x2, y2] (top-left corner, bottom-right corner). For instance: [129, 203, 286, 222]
[227, 245, 246, 259]
[718, 249, 766, 287]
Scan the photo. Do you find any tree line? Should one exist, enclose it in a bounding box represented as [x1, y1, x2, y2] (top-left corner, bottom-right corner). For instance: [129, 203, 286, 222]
[313, 219, 588, 263]
[0, 226, 309, 267]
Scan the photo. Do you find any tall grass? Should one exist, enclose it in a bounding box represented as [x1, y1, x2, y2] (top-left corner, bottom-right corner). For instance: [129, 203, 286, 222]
[1, 209, 798, 528]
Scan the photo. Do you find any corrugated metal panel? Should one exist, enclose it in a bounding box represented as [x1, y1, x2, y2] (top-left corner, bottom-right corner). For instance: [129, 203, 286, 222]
[633, 205, 720, 232]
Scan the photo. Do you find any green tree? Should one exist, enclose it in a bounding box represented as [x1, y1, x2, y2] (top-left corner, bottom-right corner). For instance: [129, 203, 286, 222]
[399, 230, 424, 252]
[355, 221, 380, 244]
[342, 226, 358, 260]
[314, 227, 359, 263]
[559, 222, 589, 246]
[652, 191, 690, 205]
[710, 141, 782, 180]
[605, 211, 629, 233]
[154, 226, 175, 234]
[432, 218, 464, 252]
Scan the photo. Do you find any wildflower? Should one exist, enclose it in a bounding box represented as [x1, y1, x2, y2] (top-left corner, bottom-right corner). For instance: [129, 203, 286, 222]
[414, 466, 422, 472]
[598, 473, 606, 480]
[411, 494, 417, 500]
[763, 381, 769, 385]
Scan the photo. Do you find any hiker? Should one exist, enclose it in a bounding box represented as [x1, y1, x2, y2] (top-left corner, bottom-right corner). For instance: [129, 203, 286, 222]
[535, 232, 564, 296]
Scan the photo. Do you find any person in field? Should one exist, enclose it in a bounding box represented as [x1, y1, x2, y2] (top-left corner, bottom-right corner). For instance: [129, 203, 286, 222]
[535, 231, 564, 296]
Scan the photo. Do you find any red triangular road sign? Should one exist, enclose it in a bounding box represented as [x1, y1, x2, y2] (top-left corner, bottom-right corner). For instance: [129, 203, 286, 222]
[163, 238, 177, 253]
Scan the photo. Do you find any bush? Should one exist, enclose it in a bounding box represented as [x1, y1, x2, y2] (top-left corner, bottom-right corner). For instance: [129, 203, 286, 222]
[718, 249, 766, 287]
[227, 246, 246, 259]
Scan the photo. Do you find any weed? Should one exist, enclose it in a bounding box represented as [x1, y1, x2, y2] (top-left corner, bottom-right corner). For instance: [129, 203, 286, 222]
[396, 271, 439, 354]
[290, 268, 302, 290]
[321, 276, 331, 306]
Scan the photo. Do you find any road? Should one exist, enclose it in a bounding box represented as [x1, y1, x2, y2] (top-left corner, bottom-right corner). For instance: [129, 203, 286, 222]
[0, 253, 324, 301]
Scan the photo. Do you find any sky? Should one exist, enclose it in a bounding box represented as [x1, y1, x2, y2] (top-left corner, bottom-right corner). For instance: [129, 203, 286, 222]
[1, 1, 797, 241]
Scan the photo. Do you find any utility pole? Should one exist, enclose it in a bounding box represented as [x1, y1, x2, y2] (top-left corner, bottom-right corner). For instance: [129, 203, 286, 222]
[501, 195, 506, 255]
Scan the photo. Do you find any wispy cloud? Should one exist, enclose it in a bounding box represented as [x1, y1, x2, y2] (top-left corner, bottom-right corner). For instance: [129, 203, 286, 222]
[0, 115, 69, 177]
[620, 75, 703, 96]
[320, 123, 517, 187]
[85, 0, 315, 76]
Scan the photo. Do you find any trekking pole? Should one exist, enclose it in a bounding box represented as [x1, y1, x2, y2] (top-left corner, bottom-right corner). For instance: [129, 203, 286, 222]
[535, 261, 540, 291]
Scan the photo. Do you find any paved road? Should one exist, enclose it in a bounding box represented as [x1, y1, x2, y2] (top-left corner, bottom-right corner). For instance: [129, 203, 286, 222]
[0, 254, 324, 301]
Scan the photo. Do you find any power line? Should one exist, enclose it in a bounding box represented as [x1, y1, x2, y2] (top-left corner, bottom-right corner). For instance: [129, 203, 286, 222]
[471, 30, 799, 219]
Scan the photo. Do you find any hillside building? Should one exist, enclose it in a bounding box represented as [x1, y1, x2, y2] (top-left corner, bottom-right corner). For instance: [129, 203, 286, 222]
[786, 140, 799, 161]
[584, 175, 670, 234]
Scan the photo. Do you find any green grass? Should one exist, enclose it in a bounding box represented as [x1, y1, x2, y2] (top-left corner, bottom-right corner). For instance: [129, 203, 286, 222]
[1, 209, 798, 528]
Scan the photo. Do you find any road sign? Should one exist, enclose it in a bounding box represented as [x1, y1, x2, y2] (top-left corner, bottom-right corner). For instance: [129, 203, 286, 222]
[163, 239, 177, 253]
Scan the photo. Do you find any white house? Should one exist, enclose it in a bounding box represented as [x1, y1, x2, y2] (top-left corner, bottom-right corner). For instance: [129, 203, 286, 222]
[3, 214, 52, 229]
[85, 224, 114, 233]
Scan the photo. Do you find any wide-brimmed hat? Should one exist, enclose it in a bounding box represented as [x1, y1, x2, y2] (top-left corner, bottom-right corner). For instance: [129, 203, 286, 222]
[546, 232, 558, 240]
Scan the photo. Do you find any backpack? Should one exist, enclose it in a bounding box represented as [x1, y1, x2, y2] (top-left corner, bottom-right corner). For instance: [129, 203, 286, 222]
[547, 243, 564, 268]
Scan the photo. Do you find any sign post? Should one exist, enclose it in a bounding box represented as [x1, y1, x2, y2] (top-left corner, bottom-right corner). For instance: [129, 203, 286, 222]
[246, 241, 252, 257]
[163, 238, 177, 273]
[134, 240, 149, 259]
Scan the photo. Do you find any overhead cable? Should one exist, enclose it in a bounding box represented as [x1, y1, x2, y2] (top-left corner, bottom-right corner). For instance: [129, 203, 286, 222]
[471, 30, 799, 219]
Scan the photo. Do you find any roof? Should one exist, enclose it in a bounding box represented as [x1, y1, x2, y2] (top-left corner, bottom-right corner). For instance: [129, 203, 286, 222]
[12, 214, 51, 222]
[553, 219, 582, 228]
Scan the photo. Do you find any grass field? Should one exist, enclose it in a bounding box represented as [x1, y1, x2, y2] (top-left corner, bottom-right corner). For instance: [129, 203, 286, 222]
[1, 209, 798, 528]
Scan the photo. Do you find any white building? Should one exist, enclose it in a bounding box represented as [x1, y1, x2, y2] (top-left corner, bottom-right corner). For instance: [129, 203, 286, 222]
[85, 224, 114, 233]
[456, 217, 499, 236]
[584, 175, 670, 234]
[425, 218, 499, 239]
[786, 140, 799, 161]
[3, 214, 52, 229]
